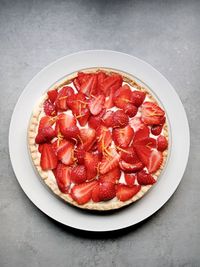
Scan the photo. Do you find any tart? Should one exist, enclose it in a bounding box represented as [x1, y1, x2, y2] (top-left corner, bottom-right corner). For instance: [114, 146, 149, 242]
[28, 68, 169, 211]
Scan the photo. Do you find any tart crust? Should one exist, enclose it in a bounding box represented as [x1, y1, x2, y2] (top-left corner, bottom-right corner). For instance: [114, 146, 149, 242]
[28, 68, 169, 211]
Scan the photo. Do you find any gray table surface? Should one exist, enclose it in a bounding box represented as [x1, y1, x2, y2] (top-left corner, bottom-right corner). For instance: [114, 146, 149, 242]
[1, 0, 200, 266]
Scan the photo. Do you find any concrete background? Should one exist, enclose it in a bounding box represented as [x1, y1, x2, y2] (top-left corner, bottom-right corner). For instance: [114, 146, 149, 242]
[0, 0, 200, 266]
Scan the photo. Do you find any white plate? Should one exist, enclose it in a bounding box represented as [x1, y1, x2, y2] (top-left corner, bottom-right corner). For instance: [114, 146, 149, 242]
[9, 50, 190, 232]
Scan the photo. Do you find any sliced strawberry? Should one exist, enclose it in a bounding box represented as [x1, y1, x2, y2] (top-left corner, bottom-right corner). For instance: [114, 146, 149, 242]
[88, 108, 105, 130]
[57, 141, 74, 165]
[134, 144, 151, 167]
[100, 74, 122, 96]
[99, 167, 121, 184]
[125, 173, 137, 187]
[52, 139, 68, 154]
[55, 113, 76, 134]
[113, 84, 132, 109]
[77, 108, 90, 127]
[74, 148, 86, 165]
[98, 182, 116, 201]
[147, 150, 163, 173]
[73, 78, 81, 91]
[97, 127, 112, 153]
[134, 137, 156, 149]
[84, 152, 99, 180]
[40, 144, 58, 170]
[120, 146, 140, 164]
[43, 99, 57, 116]
[77, 72, 91, 84]
[71, 165, 87, 184]
[104, 87, 115, 109]
[129, 117, 144, 132]
[157, 135, 168, 151]
[89, 95, 105, 115]
[91, 184, 101, 202]
[38, 144, 44, 153]
[62, 125, 80, 141]
[80, 74, 97, 96]
[134, 124, 150, 142]
[38, 116, 56, 131]
[124, 103, 138, 117]
[47, 89, 58, 103]
[71, 180, 98, 205]
[137, 170, 156, 185]
[35, 126, 56, 144]
[102, 110, 114, 128]
[116, 184, 141, 201]
[112, 125, 134, 148]
[79, 128, 96, 151]
[54, 163, 71, 193]
[141, 102, 165, 125]
[97, 71, 108, 89]
[112, 110, 129, 128]
[55, 86, 74, 111]
[131, 90, 146, 107]
[99, 148, 120, 174]
[151, 125, 163, 136]
[119, 160, 144, 172]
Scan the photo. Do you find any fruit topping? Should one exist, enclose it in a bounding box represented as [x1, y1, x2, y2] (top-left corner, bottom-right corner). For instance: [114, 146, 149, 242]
[141, 102, 165, 125]
[113, 84, 132, 109]
[124, 173, 137, 187]
[151, 125, 163, 136]
[131, 91, 146, 107]
[71, 165, 87, 184]
[62, 125, 80, 141]
[47, 89, 58, 104]
[112, 125, 134, 148]
[35, 126, 56, 144]
[116, 184, 141, 201]
[89, 94, 105, 115]
[43, 99, 57, 116]
[40, 143, 58, 170]
[98, 182, 116, 201]
[57, 141, 74, 165]
[54, 163, 71, 193]
[84, 152, 99, 180]
[100, 74, 122, 96]
[99, 167, 121, 184]
[55, 86, 74, 111]
[102, 110, 114, 128]
[99, 147, 120, 174]
[119, 160, 144, 172]
[137, 170, 156, 185]
[112, 110, 129, 128]
[124, 103, 138, 117]
[157, 135, 168, 151]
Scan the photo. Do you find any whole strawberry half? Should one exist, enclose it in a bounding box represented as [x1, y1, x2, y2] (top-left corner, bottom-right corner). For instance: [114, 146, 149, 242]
[131, 90, 146, 107]
[98, 182, 116, 201]
[54, 163, 71, 193]
[124, 103, 138, 118]
[116, 184, 141, 201]
[112, 125, 134, 148]
[157, 135, 168, 151]
[88, 109, 105, 130]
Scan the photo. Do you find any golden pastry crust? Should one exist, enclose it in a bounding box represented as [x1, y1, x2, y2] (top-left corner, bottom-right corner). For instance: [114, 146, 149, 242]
[28, 68, 169, 211]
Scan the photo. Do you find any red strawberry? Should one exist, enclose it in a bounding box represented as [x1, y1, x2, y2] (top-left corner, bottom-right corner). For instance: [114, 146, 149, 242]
[104, 87, 115, 109]
[55, 113, 76, 134]
[71, 165, 87, 184]
[147, 150, 163, 173]
[97, 71, 108, 88]
[102, 110, 114, 128]
[47, 89, 58, 103]
[129, 117, 144, 132]
[77, 72, 91, 84]
[112, 125, 134, 148]
[97, 127, 112, 153]
[40, 144, 58, 170]
[80, 74, 97, 96]
[124, 103, 138, 117]
[119, 160, 144, 172]
[79, 128, 96, 151]
[141, 102, 165, 125]
[131, 91, 146, 107]
[100, 74, 122, 96]
[62, 125, 80, 141]
[99, 148, 120, 174]
[84, 152, 99, 180]
[77, 108, 90, 127]
[134, 137, 156, 149]
[71, 180, 98, 205]
[52, 139, 68, 154]
[124, 173, 137, 187]
[134, 124, 150, 142]
[73, 78, 81, 91]
[74, 148, 86, 165]
[120, 146, 140, 164]
[54, 163, 71, 193]
[112, 110, 129, 128]
[113, 84, 132, 109]
[43, 99, 57, 116]
[38, 144, 44, 153]
[151, 125, 163, 136]
[116, 184, 141, 201]
[98, 182, 116, 201]
[88, 108, 105, 129]
[55, 86, 74, 110]
[57, 141, 74, 165]
[89, 95, 105, 115]
[99, 167, 121, 184]
[137, 170, 156, 185]
[134, 144, 151, 167]
[91, 184, 101, 202]
[157, 135, 168, 151]
[38, 116, 56, 131]
[35, 126, 56, 144]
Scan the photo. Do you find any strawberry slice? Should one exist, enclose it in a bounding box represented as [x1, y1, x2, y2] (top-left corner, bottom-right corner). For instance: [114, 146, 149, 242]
[71, 165, 87, 184]
[104, 87, 115, 109]
[147, 150, 163, 173]
[99, 148, 120, 174]
[55, 86, 74, 111]
[124, 173, 137, 187]
[134, 124, 150, 142]
[38, 144, 44, 153]
[124, 103, 138, 117]
[97, 71, 108, 90]
[88, 109, 105, 130]
[38, 116, 56, 131]
[57, 141, 74, 165]
[47, 89, 58, 104]
[55, 113, 76, 135]
[97, 127, 112, 153]
[62, 125, 80, 141]
[119, 160, 144, 172]
[43, 99, 57, 116]
[98, 182, 116, 201]
[84, 152, 99, 180]
[79, 128, 96, 151]
[137, 170, 156, 185]
[100, 74, 122, 96]
[141, 102, 165, 125]
[151, 125, 163, 136]
[99, 167, 121, 184]
[116, 184, 141, 201]
[129, 117, 144, 132]
[74, 148, 86, 165]
[102, 110, 114, 128]
[35, 126, 56, 144]
[77, 108, 90, 127]
[40, 144, 58, 170]
[54, 163, 71, 193]
[134, 137, 156, 149]
[113, 84, 132, 109]
[134, 144, 151, 167]
[112, 110, 129, 128]
[89, 94, 105, 115]
[80, 74, 97, 96]
[73, 78, 81, 91]
[91, 184, 101, 202]
[52, 139, 68, 154]
[120, 146, 140, 164]
[71, 180, 98, 205]
[131, 91, 146, 107]
[157, 135, 168, 151]
[112, 125, 134, 148]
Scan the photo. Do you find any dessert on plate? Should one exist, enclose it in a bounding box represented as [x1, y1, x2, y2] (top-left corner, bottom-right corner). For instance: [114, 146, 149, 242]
[28, 68, 169, 210]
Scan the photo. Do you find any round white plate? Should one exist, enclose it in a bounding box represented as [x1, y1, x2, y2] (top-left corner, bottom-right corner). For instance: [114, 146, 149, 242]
[9, 50, 190, 232]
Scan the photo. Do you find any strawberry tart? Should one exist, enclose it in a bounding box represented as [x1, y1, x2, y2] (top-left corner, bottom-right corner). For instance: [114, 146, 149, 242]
[28, 68, 169, 210]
